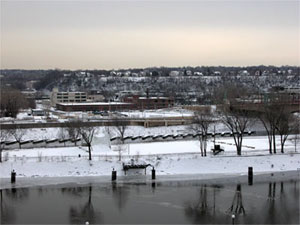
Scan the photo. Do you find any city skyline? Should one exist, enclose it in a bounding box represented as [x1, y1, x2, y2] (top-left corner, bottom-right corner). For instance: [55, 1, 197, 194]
[1, 0, 299, 70]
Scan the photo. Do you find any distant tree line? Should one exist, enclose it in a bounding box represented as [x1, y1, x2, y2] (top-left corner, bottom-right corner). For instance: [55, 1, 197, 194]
[0, 88, 29, 118]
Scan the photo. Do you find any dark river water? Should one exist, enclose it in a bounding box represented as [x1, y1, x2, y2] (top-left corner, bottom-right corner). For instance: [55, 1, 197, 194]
[0, 172, 299, 224]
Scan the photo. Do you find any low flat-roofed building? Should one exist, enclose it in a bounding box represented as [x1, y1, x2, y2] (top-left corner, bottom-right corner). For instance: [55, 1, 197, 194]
[56, 102, 134, 112]
[123, 95, 174, 110]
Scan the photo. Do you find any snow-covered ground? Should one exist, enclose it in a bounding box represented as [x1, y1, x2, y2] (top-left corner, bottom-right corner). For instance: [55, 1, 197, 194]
[1, 113, 299, 183]
[0, 107, 195, 123]
[120, 108, 194, 118]
[0, 135, 299, 180]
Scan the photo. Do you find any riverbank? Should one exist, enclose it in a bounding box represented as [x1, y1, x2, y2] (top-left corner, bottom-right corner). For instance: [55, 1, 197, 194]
[1, 151, 299, 187]
[1, 135, 299, 189]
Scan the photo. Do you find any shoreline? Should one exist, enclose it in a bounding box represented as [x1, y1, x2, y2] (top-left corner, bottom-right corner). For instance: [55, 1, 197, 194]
[1, 170, 299, 190]
[1, 152, 300, 182]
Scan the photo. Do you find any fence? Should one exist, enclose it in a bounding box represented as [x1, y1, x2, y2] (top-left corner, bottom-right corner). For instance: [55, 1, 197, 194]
[5, 148, 297, 164]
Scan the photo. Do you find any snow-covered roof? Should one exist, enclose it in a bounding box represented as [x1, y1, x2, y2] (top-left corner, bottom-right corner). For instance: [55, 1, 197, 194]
[139, 97, 170, 100]
[57, 102, 132, 106]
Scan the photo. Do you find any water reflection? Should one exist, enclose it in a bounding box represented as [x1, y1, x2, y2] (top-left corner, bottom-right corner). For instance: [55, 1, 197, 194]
[0, 176, 298, 224]
[5, 188, 29, 201]
[227, 184, 245, 215]
[68, 186, 99, 224]
[184, 184, 224, 224]
[111, 182, 129, 211]
[268, 182, 276, 200]
[0, 188, 29, 224]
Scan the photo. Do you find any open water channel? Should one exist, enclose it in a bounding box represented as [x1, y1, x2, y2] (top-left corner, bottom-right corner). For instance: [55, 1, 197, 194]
[0, 171, 299, 224]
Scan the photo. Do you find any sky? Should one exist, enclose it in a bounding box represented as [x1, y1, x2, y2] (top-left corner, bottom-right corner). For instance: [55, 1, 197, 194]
[1, 0, 299, 70]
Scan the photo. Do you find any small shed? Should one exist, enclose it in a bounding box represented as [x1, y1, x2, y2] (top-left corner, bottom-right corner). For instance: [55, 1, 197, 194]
[31, 109, 46, 116]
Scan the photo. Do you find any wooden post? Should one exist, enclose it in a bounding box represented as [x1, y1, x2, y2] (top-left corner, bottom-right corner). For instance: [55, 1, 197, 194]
[152, 181, 156, 189]
[11, 170, 16, 183]
[248, 167, 253, 185]
[152, 168, 156, 180]
[112, 169, 117, 181]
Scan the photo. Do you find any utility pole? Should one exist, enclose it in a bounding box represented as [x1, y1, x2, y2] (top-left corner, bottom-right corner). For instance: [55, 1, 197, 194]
[213, 125, 216, 147]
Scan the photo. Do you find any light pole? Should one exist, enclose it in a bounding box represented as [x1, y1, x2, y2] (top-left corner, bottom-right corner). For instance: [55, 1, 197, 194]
[231, 214, 235, 224]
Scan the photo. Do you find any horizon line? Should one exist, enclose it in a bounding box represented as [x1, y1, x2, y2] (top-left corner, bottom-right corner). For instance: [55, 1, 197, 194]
[1, 64, 299, 71]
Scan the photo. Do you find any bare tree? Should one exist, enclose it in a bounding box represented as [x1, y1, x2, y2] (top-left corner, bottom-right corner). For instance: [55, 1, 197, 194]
[220, 106, 252, 156]
[289, 117, 300, 152]
[57, 127, 69, 147]
[77, 121, 96, 160]
[65, 120, 81, 146]
[290, 134, 300, 153]
[104, 126, 112, 137]
[8, 126, 27, 149]
[112, 117, 128, 144]
[58, 127, 67, 139]
[115, 145, 126, 161]
[190, 110, 214, 156]
[258, 104, 279, 154]
[257, 101, 294, 154]
[0, 128, 8, 162]
[275, 107, 296, 153]
[42, 100, 52, 119]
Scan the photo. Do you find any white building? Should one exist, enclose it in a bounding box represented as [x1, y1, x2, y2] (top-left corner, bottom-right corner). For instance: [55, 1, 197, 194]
[50, 88, 87, 106]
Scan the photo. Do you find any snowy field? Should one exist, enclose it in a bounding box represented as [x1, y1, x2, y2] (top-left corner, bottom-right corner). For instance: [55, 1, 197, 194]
[120, 108, 194, 118]
[0, 107, 195, 123]
[0, 135, 299, 180]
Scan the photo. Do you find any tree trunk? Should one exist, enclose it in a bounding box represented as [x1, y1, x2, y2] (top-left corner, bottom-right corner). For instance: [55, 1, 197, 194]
[268, 137, 272, 154]
[272, 132, 276, 154]
[280, 135, 284, 153]
[88, 144, 92, 160]
[238, 136, 243, 156]
[237, 143, 242, 156]
[204, 138, 207, 157]
[199, 137, 203, 157]
[233, 135, 241, 156]
[0, 149, 2, 163]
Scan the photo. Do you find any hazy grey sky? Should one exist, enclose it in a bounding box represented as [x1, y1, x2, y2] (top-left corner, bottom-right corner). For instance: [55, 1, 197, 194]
[1, 0, 299, 69]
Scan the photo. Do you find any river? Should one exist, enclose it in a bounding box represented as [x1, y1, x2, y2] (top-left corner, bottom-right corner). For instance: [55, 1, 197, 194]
[0, 171, 299, 224]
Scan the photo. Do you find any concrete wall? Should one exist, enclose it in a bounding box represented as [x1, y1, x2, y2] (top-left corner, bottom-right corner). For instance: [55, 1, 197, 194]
[3, 138, 82, 150]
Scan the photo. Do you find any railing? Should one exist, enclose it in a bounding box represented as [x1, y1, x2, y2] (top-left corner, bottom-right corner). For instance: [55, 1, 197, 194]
[4, 149, 299, 163]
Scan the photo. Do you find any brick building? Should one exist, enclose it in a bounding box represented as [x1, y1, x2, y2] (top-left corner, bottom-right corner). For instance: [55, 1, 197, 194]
[56, 102, 134, 112]
[122, 95, 174, 110]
